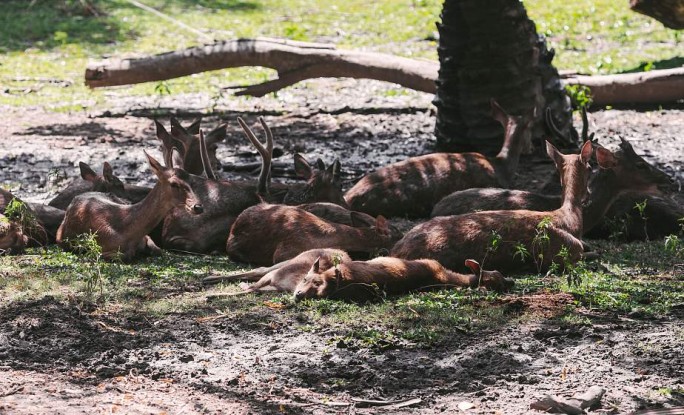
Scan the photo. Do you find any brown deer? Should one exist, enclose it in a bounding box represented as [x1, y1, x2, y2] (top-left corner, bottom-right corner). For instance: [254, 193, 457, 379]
[49, 162, 149, 210]
[431, 112, 677, 240]
[225, 203, 401, 266]
[391, 140, 612, 273]
[160, 117, 348, 254]
[166, 117, 227, 175]
[0, 214, 29, 254]
[344, 100, 533, 218]
[1, 188, 51, 246]
[57, 152, 204, 262]
[203, 248, 351, 296]
[293, 257, 514, 302]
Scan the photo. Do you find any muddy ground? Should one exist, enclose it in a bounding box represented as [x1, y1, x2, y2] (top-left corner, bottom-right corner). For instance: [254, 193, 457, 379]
[0, 79, 683, 414]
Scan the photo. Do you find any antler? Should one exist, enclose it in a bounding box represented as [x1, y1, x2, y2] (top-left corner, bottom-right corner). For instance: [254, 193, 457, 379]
[199, 129, 217, 180]
[237, 116, 274, 196]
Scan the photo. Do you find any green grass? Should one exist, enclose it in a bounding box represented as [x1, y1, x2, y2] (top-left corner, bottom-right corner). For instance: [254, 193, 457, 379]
[0, 0, 679, 111]
[2, 239, 682, 350]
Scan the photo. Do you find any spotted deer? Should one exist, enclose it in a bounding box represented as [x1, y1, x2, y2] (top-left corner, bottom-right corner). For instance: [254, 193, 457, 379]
[391, 140, 612, 273]
[225, 203, 401, 266]
[293, 257, 514, 302]
[160, 117, 348, 254]
[344, 100, 534, 218]
[57, 152, 204, 262]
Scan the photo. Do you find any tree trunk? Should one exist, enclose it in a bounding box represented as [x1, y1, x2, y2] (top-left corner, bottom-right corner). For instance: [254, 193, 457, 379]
[630, 0, 684, 29]
[433, 0, 574, 154]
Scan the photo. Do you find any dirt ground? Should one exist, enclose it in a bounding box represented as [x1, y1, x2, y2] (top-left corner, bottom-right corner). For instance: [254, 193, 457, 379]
[1, 79, 683, 414]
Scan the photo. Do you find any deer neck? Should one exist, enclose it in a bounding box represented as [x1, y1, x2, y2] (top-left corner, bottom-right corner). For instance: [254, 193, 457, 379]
[582, 170, 624, 233]
[121, 183, 176, 242]
[555, 165, 586, 236]
[491, 122, 525, 186]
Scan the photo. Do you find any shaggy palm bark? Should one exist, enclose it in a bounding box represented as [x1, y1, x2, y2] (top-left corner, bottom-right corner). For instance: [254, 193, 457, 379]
[434, 0, 574, 154]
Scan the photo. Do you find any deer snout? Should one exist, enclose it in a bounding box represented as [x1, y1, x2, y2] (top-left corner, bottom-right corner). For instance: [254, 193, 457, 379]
[192, 204, 204, 214]
[294, 290, 306, 302]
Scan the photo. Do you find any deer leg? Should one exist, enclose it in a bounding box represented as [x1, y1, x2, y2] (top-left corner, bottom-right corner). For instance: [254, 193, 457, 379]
[203, 260, 289, 285]
[142, 235, 163, 256]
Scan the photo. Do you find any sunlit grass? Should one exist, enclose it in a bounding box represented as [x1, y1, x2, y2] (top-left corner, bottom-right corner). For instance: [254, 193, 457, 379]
[0, 0, 679, 111]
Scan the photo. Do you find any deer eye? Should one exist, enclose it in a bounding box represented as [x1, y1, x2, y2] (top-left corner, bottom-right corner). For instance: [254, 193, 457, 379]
[170, 182, 180, 189]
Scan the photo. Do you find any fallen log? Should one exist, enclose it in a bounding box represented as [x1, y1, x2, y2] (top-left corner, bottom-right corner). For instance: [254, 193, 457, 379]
[85, 37, 438, 95]
[84, 38, 684, 106]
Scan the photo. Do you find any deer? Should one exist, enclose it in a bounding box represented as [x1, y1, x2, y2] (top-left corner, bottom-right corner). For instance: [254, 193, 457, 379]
[159, 117, 349, 254]
[343, 99, 534, 218]
[293, 257, 514, 302]
[160, 117, 228, 176]
[56, 152, 204, 262]
[431, 110, 677, 239]
[203, 248, 351, 298]
[225, 203, 402, 266]
[391, 140, 614, 273]
[0, 214, 29, 254]
[1, 188, 52, 246]
[48, 161, 149, 210]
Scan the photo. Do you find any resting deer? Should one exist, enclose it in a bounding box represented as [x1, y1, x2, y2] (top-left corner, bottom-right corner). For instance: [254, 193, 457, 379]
[160, 117, 348, 254]
[204, 248, 351, 297]
[161, 117, 227, 175]
[344, 100, 533, 218]
[49, 161, 149, 210]
[391, 140, 612, 273]
[1, 188, 51, 246]
[0, 215, 29, 254]
[293, 257, 514, 302]
[57, 152, 204, 262]
[431, 111, 677, 239]
[225, 203, 401, 266]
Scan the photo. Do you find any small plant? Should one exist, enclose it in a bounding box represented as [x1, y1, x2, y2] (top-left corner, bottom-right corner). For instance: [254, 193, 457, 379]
[3, 198, 45, 245]
[664, 234, 681, 256]
[565, 84, 593, 110]
[512, 242, 530, 263]
[633, 199, 649, 241]
[65, 231, 107, 300]
[154, 81, 172, 96]
[480, 230, 502, 270]
[532, 216, 553, 273]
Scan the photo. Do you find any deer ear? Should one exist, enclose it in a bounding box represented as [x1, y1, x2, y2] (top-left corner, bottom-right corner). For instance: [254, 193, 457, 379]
[313, 256, 321, 273]
[490, 99, 509, 127]
[205, 123, 227, 146]
[579, 140, 593, 164]
[464, 259, 481, 275]
[595, 147, 618, 170]
[294, 154, 313, 179]
[187, 117, 202, 135]
[315, 158, 326, 170]
[375, 215, 389, 235]
[329, 159, 342, 181]
[144, 151, 167, 181]
[102, 162, 114, 180]
[545, 140, 564, 168]
[79, 162, 98, 183]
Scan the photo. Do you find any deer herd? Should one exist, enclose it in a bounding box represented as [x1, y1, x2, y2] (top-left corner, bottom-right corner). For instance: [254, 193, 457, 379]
[0, 100, 680, 302]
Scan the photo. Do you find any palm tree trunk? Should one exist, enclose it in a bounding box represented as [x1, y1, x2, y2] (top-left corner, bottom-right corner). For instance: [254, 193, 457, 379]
[433, 0, 575, 154]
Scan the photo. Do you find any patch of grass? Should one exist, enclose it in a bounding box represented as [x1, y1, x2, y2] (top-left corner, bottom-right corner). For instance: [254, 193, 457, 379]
[0, 0, 678, 111]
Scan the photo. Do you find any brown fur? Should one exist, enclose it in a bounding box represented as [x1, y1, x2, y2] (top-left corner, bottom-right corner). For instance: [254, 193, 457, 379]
[430, 137, 675, 237]
[225, 204, 401, 265]
[57, 153, 204, 262]
[160, 118, 348, 254]
[293, 257, 513, 302]
[1, 188, 51, 246]
[344, 100, 533, 218]
[391, 141, 596, 273]
[0, 214, 29, 254]
[48, 161, 149, 210]
[204, 249, 351, 296]
[161, 117, 226, 175]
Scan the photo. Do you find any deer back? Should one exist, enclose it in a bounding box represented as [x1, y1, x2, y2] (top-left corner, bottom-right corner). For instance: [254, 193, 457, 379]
[344, 100, 532, 218]
[225, 204, 400, 266]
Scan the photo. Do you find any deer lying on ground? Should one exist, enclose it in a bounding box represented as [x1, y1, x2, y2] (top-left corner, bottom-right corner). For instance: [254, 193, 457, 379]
[49, 162, 149, 210]
[391, 140, 612, 273]
[226, 203, 401, 266]
[160, 117, 349, 254]
[1, 188, 52, 246]
[0, 214, 29, 254]
[293, 257, 514, 302]
[431, 111, 677, 240]
[156, 117, 227, 176]
[344, 100, 533, 218]
[204, 248, 351, 297]
[57, 152, 204, 262]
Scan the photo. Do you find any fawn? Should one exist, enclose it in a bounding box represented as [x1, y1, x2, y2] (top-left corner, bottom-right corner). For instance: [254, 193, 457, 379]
[344, 100, 533, 218]
[204, 248, 351, 297]
[160, 117, 348, 254]
[391, 140, 612, 273]
[225, 203, 401, 266]
[57, 152, 204, 262]
[49, 161, 149, 210]
[293, 257, 514, 302]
